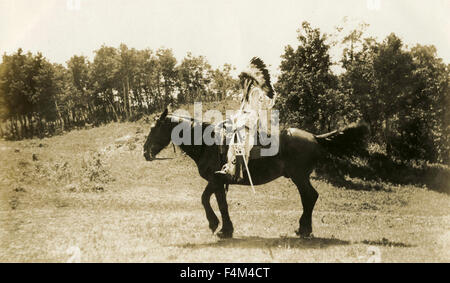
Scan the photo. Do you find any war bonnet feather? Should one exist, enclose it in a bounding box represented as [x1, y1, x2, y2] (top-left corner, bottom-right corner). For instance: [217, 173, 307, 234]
[239, 57, 274, 99]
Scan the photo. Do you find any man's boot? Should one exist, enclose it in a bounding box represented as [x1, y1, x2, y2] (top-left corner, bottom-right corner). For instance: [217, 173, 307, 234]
[215, 159, 237, 182]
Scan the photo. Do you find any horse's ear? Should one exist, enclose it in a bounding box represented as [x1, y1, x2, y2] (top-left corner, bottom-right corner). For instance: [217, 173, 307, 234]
[167, 103, 173, 113]
[160, 108, 168, 119]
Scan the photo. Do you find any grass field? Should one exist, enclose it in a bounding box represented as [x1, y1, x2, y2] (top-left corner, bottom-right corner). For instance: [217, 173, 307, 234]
[1, 105, 449, 262]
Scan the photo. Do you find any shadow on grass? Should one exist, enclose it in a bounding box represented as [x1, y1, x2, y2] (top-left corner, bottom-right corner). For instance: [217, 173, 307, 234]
[178, 236, 350, 250]
[316, 152, 450, 194]
[312, 175, 390, 192]
[361, 238, 415, 248]
[177, 236, 415, 250]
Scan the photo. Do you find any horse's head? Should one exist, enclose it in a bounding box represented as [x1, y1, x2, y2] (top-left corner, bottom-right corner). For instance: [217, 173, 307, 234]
[143, 108, 172, 161]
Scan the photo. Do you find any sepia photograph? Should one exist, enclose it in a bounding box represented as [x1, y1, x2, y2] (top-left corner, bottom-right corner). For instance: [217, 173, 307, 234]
[0, 0, 449, 266]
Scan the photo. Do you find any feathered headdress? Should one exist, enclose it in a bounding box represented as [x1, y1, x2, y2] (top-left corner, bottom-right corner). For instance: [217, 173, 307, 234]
[239, 57, 274, 99]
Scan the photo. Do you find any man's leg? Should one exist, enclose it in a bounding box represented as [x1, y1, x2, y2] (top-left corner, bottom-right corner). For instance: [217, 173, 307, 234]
[215, 134, 238, 181]
[215, 113, 251, 181]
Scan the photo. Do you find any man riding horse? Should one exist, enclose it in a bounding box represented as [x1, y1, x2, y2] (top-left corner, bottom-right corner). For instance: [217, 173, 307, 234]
[143, 58, 368, 237]
[215, 57, 276, 182]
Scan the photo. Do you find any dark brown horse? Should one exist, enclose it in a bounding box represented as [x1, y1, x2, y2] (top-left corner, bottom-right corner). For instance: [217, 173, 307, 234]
[143, 108, 368, 238]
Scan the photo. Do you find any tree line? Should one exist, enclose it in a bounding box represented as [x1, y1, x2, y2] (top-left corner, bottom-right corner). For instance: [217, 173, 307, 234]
[0, 44, 239, 140]
[275, 22, 449, 164]
[1, 21, 449, 164]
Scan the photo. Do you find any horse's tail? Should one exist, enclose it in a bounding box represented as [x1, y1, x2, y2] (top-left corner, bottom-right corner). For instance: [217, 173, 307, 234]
[315, 123, 369, 157]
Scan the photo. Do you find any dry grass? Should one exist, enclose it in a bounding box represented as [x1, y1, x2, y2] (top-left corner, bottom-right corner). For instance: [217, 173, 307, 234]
[1, 109, 449, 262]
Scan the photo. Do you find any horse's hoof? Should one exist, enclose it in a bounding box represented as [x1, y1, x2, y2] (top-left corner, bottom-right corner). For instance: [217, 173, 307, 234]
[300, 233, 314, 240]
[209, 220, 219, 233]
[295, 228, 313, 239]
[217, 230, 233, 239]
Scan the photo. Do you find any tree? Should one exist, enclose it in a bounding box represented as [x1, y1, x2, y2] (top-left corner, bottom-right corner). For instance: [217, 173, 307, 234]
[156, 48, 178, 109]
[334, 18, 370, 69]
[117, 44, 140, 119]
[66, 55, 91, 125]
[209, 64, 239, 101]
[90, 45, 121, 121]
[0, 45, 258, 140]
[340, 36, 379, 135]
[0, 49, 33, 136]
[177, 52, 213, 103]
[0, 49, 59, 137]
[340, 29, 450, 162]
[393, 44, 450, 162]
[134, 49, 160, 113]
[275, 21, 339, 132]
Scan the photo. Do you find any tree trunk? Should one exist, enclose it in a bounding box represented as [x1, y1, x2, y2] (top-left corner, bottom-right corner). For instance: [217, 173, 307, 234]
[0, 122, 4, 138]
[122, 82, 128, 120]
[12, 116, 19, 139]
[107, 97, 119, 122]
[18, 115, 26, 139]
[127, 76, 132, 118]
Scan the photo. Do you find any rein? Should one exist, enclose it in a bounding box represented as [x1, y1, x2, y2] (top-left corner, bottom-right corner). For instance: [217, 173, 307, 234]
[166, 113, 235, 194]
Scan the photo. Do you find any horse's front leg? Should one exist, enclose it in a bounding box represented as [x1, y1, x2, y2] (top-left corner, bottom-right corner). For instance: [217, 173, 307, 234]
[202, 182, 219, 233]
[214, 183, 234, 238]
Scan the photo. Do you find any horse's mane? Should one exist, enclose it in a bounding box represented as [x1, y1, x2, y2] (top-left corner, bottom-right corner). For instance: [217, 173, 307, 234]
[165, 113, 285, 146]
[166, 114, 214, 129]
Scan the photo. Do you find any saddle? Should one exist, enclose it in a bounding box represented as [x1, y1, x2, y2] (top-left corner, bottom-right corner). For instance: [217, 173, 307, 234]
[215, 119, 272, 160]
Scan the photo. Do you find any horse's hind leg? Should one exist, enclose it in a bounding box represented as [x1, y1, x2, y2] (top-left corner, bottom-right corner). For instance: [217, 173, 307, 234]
[214, 183, 234, 239]
[292, 175, 319, 238]
[202, 182, 220, 233]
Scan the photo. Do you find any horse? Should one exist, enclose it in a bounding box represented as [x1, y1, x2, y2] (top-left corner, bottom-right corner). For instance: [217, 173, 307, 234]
[143, 107, 368, 238]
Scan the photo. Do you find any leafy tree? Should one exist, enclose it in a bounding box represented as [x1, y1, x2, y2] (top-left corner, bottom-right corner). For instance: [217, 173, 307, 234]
[177, 52, 212, 103]
[90, 45, 121, 121]
[156, 48, 178, 109]
[275, 21, 339, 132]
[0, 45, 239, 139]
[66, 55, 91, 125]
[118, 44, 140, 119]
[0, 49, 59, 137]
[340, 29, 449, 162]
[0, 49, 33, 132]
[209, 64, 239, 101]
[340, 36, 379, 134]
[134, 49, 160, 113]
[391, 44, 450, 162]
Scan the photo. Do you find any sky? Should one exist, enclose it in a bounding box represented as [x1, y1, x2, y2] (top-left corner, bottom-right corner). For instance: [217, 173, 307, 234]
[1, 0, 449, 78]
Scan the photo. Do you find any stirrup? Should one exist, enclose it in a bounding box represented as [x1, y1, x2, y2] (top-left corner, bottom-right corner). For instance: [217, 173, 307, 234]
[214, 170, 235, 183]
[214, 170, 228, 175]
[215, 164, 230, 177]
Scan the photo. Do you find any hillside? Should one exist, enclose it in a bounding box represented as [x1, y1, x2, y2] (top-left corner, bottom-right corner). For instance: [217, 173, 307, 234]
[0, 101, 449, 262]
